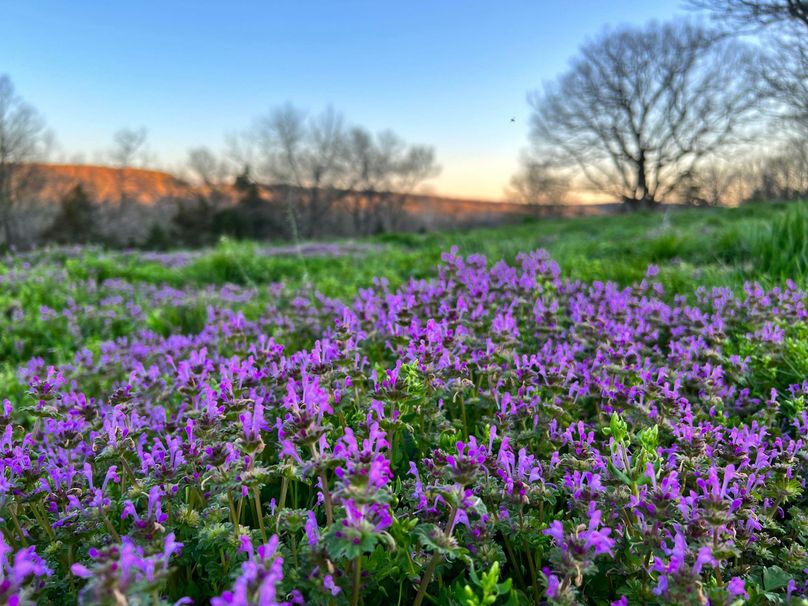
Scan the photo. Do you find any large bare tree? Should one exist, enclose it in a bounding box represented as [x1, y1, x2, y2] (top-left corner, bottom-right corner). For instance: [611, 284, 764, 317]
[528, 21, 762, 207]
[762, 34, 808, 136]
[0, 75, 49, 246]
[688, 0, 808, 30]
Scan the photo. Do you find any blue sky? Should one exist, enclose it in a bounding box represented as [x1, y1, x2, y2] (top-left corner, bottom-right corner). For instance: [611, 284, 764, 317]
[2, 0, 686, 199]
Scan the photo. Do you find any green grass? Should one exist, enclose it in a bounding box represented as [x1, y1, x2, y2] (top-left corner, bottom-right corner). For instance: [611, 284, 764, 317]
[19, 200, 807, 299]
[162, 200, 802, 298]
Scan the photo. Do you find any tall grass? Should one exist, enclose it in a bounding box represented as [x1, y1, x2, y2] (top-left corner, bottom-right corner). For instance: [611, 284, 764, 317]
[750, 201, 808, 279]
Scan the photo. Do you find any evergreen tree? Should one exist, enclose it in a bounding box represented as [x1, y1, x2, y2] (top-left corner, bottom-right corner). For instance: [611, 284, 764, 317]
[172, 195, 215, 247]
[44, 184, 98, 244]
[213, 167, 281, 240]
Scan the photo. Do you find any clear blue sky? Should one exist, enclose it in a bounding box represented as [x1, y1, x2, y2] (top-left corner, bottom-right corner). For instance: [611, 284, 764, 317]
[2, 0, 686, 199]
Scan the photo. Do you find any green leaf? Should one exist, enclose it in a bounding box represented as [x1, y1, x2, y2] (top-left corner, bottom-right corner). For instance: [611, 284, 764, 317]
[763, 565, 793, 591]
[607, 460, 632, 486]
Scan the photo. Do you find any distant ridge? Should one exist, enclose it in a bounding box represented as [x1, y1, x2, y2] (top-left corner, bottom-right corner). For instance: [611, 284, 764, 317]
[29, 163, 194, 205]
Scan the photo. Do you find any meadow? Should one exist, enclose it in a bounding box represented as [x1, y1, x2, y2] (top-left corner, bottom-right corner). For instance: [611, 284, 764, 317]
[1, 201, 807, 605]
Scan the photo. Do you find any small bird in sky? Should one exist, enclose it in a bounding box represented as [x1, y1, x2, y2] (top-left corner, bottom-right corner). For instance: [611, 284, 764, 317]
[510, 117, 516, 123]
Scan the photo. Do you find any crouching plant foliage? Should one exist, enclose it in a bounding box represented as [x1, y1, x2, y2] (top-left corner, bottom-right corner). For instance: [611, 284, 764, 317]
[0, 248, 807, 605]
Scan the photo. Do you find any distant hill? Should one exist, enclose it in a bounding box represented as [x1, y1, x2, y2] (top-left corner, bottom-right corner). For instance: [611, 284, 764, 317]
[29, 163, 195, 205]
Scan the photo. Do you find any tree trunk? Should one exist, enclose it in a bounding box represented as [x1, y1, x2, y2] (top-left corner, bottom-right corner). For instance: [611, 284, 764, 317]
[0, 174, 12, 248]
[1, 204, 12, 248]
[636, 150, 649, 202]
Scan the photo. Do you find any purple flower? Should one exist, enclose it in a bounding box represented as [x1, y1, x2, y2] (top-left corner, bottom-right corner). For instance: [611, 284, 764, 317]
[323, 574, 341, 596]
[545, 570, 560, 598]
[305, 511, 320, 547]
[727, 577, 748, 599]
[212, 535, 291, 606]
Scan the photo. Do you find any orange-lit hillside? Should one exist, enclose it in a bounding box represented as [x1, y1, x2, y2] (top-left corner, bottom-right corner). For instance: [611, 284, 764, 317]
[30, 164, 195, 205]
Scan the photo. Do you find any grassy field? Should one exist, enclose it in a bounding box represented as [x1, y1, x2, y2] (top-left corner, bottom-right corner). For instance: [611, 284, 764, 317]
[44, 199, 808, 296]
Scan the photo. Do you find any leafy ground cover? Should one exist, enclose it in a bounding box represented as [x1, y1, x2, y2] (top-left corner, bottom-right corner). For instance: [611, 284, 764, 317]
[0, 202, 807, 605]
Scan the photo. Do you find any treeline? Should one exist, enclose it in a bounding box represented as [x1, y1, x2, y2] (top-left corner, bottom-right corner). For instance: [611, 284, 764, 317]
[0, 92, 439, 248]
[26, 166, 441, 250]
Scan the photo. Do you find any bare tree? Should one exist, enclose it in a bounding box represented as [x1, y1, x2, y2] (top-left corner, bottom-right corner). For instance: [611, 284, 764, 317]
[0, 74, 49, 246]
[690, 0, 808, 147]
[110, 127, 148, 168]
[688, 0, 808, 30]
[181, 146, 231, 236]
[507, 153, 569, 206]
[682, 140, 808, 205]
[676, 161, 749, 206]
[384, 143, 440, 231]
[528, 20, 763, 208]
[232, 104, 439, 238]
[746, 137, 808, 201]
[345, 128, 439, 234]
[106, 127, 150, 208]
[762, 34, 808, 136]
[251, 104, 350, 238]
[186, 146, 229, 187]
[344, 127, 383, 234]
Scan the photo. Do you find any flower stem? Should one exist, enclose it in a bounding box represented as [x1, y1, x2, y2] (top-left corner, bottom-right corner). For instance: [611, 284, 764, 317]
[459, 395, 469, 439]
[319, 470, 334, 526]
[227, 490, 240, 537]
[276, 476, 288, 533]
[501, 533, 526, 589]
[352, 555, 363, 606]
[523, 541, 541, 606]
[101, 510, 121, 543]
[310, 443, 334, 525]
[9, 505, 27, 546]
[254, 486, 267, 542]
[413, 506, 457, 606]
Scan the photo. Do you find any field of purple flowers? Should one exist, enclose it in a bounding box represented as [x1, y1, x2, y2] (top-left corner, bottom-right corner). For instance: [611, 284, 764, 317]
[2, 241, 808, 605]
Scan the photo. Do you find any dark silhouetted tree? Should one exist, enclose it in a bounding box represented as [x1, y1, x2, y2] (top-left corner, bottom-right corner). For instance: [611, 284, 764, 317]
[212, 167, 281, 240]
[528, 21, 762, 208]
[172, 195, 215, 247]
[44, 184, 98, 244]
